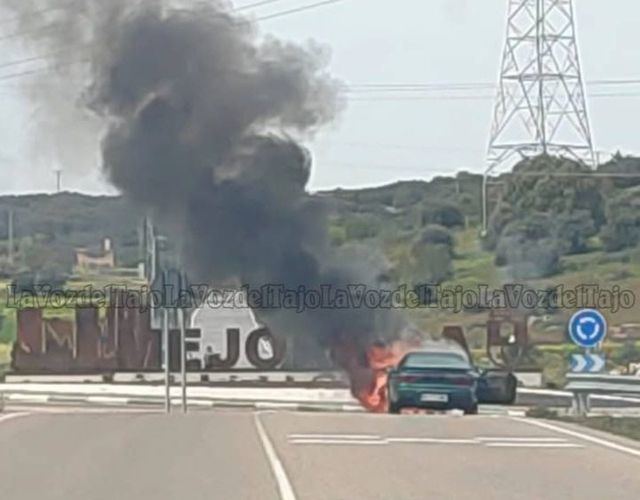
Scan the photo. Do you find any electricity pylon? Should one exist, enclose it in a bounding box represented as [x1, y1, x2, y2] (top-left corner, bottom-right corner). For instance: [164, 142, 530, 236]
[487, 0, 595, 174]
[483, 0, 595, 232]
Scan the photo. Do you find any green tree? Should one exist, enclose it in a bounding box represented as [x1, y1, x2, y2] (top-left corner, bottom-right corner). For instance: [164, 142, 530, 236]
[553, 210, 597, 254]
[601, 186, 640, 252]
[344, 215, 380, 240]
[502, 155, 604, 223]
[410, 243, 453, 285]
[598, 155, 640, 190]
[487, 155, 604, 274]
[495, 234, 561, 279]
[418, 225, 455, 255]
[420, 201, 464, 228]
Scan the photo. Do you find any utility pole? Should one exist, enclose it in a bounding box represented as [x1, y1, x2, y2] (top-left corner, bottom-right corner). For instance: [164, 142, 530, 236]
[481, 176, 488, 235]
[54, 169, 62, 193]
[7, 210, 14, 265]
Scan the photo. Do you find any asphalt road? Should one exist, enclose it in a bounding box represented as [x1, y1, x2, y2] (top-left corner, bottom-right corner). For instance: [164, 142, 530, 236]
[1, 408, 640, 500]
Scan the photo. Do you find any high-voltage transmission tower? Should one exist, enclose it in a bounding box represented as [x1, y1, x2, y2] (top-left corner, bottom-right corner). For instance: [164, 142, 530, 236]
[486, 0, 595, 175]
[482, 0, 595, 232]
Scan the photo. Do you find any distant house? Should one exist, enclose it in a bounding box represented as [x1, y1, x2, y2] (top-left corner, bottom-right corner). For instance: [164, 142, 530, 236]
[74, 238, 115, 270]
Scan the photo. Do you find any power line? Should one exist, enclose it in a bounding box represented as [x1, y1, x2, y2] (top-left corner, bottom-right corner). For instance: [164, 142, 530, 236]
[0, 58, 89, 82]
[255, 0, 345, 21]
[325, 140, 483, 153]
[345, 83, 494, 90]
[0, 1, 349, 83]
[0, 0, 347, 73]
[0, 17, 67, 42]
[5, 46, 640, 95]
[235, 0, 290, 11]
[347, 92, 640, 102]
[0, 1, 285, 40]
[498, 171, 640, 179]
[0, 0, 334, 43]
[321, 163, 640, 177]
[0, 0, 81, 26]
[345, 78, 640, 90]
[0, 47, 84, 70]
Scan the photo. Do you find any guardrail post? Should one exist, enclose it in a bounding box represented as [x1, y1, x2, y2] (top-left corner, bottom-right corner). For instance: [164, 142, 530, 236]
[571, 392, 579, 415]
[571, 391, 589, 417]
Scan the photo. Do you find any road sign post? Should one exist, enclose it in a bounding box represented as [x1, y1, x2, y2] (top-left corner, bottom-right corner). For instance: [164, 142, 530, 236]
[179, 307, 187, 414]
[163, 308, 171, 414]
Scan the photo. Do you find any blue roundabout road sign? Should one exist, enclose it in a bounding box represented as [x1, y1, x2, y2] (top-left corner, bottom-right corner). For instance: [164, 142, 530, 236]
[568, 309, 607, 348]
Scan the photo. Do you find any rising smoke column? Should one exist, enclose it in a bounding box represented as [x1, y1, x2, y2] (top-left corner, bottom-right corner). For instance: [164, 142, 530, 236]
[3, 1, 407, 370]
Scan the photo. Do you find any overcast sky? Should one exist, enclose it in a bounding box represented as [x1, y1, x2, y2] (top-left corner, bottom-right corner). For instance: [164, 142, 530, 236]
[1, 0, 639, 194]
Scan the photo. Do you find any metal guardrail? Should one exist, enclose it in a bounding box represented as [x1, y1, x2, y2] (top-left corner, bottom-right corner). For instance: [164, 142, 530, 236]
[566, 373, 640, 415]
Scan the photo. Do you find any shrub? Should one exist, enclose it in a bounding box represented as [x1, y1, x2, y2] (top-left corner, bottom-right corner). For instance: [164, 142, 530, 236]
[411, 243, 453, 286]
[601, 187, 640, 252]
[421, 201, 465, 228]
[417, 224, 454, 254]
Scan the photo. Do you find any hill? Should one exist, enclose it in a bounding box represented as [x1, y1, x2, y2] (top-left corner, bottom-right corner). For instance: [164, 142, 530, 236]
[1, 155, 640, 361]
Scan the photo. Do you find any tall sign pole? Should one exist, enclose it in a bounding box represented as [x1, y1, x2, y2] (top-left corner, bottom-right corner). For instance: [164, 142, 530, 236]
[567, 308, 607, 415]
[163, 307, 171, 414]
[179, 307, 187, 413]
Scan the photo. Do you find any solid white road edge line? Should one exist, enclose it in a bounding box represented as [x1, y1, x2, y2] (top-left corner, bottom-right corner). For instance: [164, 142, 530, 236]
[254, 412, 297, 500]
[513, 417, 640, 459]
[475, 437, 567, 442]
[0, 412, 30, 424]
[484, 443, 583, 448]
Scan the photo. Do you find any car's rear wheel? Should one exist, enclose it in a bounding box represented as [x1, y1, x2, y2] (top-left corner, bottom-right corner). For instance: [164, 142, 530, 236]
[388, 403, 401, 414]
[463, 404, 478, 415]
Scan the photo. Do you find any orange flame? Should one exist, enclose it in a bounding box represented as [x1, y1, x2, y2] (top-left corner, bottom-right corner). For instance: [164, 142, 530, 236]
[333, 339, 420, 413]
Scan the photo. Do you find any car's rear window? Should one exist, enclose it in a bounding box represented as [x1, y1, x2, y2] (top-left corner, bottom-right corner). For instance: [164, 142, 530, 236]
[401, 352, 471, 369]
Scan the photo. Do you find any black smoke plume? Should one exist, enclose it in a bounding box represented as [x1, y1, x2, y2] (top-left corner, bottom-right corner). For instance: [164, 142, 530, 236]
[3, 0, 405, 366]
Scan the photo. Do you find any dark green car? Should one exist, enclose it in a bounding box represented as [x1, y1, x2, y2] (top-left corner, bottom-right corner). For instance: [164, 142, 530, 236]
[388, 349, 512, 414]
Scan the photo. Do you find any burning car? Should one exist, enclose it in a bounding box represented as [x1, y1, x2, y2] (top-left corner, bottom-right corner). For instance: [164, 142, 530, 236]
[387, 346, 480, 414]
[386, 342, 518, 414]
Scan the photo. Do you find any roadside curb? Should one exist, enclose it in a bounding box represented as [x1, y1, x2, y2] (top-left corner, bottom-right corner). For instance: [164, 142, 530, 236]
[0, 392, 365, 413]
[1, 392, 531, 416]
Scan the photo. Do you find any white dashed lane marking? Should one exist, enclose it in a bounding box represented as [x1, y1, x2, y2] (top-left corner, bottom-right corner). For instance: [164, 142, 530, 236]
[288, 434, 380, 440]
[286, 432, 584, 449]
